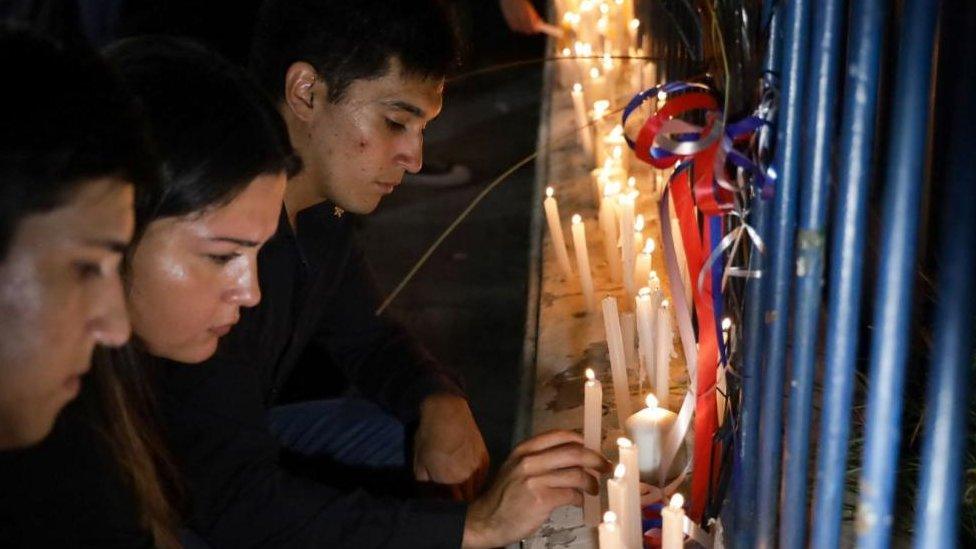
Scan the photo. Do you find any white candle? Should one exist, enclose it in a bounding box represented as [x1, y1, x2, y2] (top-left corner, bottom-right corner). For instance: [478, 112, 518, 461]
[620, 311, 637, 375]
[592, 100, 611, 162]
[625, 394, 678, 486]
[655, 300, 674, 407]
[617, 193, 637, 300]
[571, 83, 594, 158]
[633, 214, 645, 254]
[606, 464, 628, 546]
[662, 493, 686, 549]
[543, 187, 574, 280]
[635, 239, 654, 290]
[603, 126, 628, 173]
[634, 287, 657, 387]
[601, 296, 633, 425]
[571, 214, 596, 313]
[617, 438, 643, 549]
[627, 18, 639, 49]
[589, 66, 607, 104]
[598, 511, 623, 549]
[601, 53, 616, 102]
[599, 183, 622, 283]
[584, 368, 603, 527]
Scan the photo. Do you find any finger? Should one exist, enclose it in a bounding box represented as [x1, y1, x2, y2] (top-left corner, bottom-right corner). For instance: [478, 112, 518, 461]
[512, 430, 585, 458]
[535, 467, 600, 495]
[415, 464, 432, 482]
[520, 443, 612, 476]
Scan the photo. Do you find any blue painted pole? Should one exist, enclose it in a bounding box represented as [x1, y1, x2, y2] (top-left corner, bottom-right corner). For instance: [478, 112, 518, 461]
[755, 0, 811, 545]
[779, 0, 844, 545]
[732, 8, 781, 547]
[855, 0, 941, 546]
[912, 6, 976, 546]
[809, 0, 888, 547]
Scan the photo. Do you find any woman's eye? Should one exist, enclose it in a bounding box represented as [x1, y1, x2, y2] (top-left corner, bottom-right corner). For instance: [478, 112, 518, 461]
[385, 119, 406, 132]
[73, 261, 102, 280]
[207, 253, 240, 265]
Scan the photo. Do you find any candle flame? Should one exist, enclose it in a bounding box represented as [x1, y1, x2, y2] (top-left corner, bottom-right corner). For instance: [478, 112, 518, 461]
[616, 437, 633, 448]
[545, 186, 554, 198]
[645, 393, 659, 409]
[613, 463, 626, 479]
[669, 493, 685, 510]
[649, 270, 660, 282]
[661, 299, 670, 309]
[561, 47, 571, 57]
[572, 213, 582, 225]
[573, 82, 582, 93]
[629, 18, 640, 31]
[657, 90, 667, 102]
[634, 215, 645, 232]
[593, 99, 610, 115]
[612, 145, 623, 160]
[643, 239, 655, 254]
[589, 67, 601, 80]
[585, 368, 596, 381]
[722, 317, 733, 331]
[638, 287, 651, 298]
[627, 175, 636, 188]
[603, 511, 618, 524]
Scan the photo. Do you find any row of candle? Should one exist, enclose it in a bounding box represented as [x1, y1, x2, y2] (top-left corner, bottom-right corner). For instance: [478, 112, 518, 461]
[597, 494, 687, 549]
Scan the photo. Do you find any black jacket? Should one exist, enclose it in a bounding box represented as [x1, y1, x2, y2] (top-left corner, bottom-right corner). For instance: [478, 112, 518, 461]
[158, 201, 468, 548]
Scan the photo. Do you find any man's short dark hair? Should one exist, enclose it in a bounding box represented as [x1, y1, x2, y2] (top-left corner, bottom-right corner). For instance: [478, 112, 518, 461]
[250, 0, 459, 103]
[0, 24, 156, 259]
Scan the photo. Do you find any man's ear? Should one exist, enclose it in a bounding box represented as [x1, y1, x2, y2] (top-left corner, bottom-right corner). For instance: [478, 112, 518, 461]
[283, 61, 322, 123]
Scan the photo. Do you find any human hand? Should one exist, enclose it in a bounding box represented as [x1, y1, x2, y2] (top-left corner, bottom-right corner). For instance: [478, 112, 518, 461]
[413, 394, 489, 498]
[499, 0, 543, 34]
[461, 430, 612, 548]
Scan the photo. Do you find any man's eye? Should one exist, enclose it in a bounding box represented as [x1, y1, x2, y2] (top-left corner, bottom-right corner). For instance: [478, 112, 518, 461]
[207, 253, 240, 265]
[385, 119, 406, 132]
[73, 261, 102, 280]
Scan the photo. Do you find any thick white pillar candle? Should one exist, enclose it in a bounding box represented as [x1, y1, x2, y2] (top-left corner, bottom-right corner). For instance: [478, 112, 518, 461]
[625, 394, 678, 486]
[617, 438, 643, 548]
[661, 493, 686, 549]
[634, 288, 657, 386]
[571, 83, 594, 157]
[601, 296, 633, 425]
[598, 511, 623, 549]
[599, 183, 622, 283]
[571, 214, 596, 312]
[543, 187, 574, 280]
[617, 193, 637, 301]
[655, 300, 674, 407]
[584, 368, 603, 527]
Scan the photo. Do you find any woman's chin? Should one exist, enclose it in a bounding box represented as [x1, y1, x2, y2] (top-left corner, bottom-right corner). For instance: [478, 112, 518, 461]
[151, 337, 218, 365]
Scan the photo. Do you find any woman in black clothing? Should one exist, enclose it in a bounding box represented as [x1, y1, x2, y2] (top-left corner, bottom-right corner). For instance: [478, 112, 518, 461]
[0, 36, 299, 547]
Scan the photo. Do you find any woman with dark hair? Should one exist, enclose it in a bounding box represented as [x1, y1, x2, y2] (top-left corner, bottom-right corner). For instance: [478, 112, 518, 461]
[0, 36, 299, 547]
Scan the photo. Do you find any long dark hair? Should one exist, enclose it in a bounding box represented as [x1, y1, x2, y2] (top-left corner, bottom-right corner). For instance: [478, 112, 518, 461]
[88, 37, 301, 548]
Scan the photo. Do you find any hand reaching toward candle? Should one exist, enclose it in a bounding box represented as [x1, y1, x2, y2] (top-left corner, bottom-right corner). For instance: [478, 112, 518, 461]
[499, 0, 542, 34]
[461, 430, 613, 548]
[413, 394, 490, 496]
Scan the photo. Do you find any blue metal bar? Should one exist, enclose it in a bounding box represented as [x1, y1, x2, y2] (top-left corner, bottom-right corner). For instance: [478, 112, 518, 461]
[809, 1, 888, 546]
[779, 0, 844, 544]
[756, 0, 811, 545]
[732, 8, 782, 547]
[855, 0, 941, 546]
[913, 6, 976, 546]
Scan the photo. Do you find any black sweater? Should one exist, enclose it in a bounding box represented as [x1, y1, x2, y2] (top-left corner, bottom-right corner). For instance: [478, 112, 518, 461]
[157, 201, 469, 548]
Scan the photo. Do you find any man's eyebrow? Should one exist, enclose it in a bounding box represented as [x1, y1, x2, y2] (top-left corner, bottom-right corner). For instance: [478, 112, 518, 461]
[83, 238, 128, 254]
[209, 236, 260, 247]
[385, 100, 425, 118]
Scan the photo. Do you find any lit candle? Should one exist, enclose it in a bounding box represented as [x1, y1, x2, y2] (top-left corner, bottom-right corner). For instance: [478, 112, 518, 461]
[599, 182, 622, 283]
[589, 66, 607, 104]
[603, 126, 628, 173]
[571, 83, 594, 158]
[655, 300, 674, 407]
[661, 493, 686, 549]
[601, 296, 633, 424]
[634, 287, 657, 387]
[598, 511, 623, 549]
[617, 193, 637, 300]
[656, 89, 667, 111]
[601, 52, 616, 101]
[625, 394, 678, 486]
[649, 270, 662, 293]
[633, 214, 645, 254]
[606, 464, 629, 547]
[627, 18, 640, 49]
[544, 187, 574, 281]
[571, 214, 596, 312]
[617, 437, 643, 549]
[592, 99, 611, 161]
[635, 239, 655, 289]
[584, 368, 603, 527]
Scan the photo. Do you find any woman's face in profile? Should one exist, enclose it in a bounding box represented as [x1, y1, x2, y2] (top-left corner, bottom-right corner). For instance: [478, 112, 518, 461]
[127, 172, 286, 364]
[0, 178, 134, 449]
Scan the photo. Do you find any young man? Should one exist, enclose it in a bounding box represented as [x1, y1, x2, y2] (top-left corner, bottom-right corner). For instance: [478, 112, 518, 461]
[157, 1, 610, 547]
